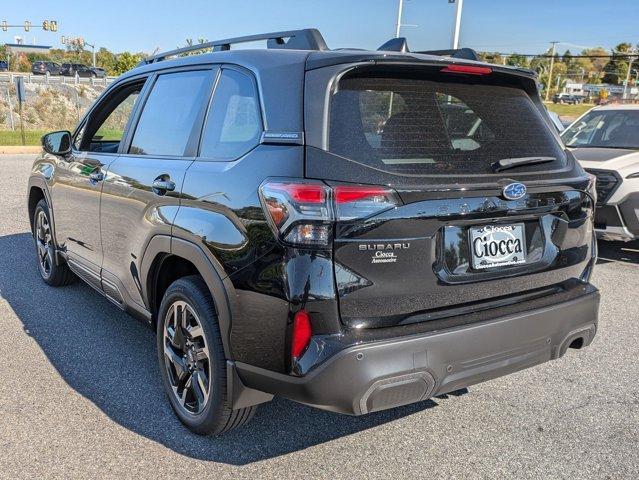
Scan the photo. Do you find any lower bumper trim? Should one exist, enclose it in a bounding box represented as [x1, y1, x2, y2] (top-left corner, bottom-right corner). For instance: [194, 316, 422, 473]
[236, 289, 600, 415]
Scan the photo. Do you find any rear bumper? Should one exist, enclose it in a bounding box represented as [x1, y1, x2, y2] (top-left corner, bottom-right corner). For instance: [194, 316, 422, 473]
[236, 288, 600, 415]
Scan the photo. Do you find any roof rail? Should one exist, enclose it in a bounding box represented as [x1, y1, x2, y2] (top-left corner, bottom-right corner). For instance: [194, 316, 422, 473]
[416, 48, 480, 61]
[139, 28, 328, 66]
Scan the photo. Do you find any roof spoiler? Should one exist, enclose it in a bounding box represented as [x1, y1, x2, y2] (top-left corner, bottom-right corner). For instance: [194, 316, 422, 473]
[139, 28, 328, 66]
[377, 37, 410, 53]
[377, 38, 479, 62]
[416, 48, 480, 61]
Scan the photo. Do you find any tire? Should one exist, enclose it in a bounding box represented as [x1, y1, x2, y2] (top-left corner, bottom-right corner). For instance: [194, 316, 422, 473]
[156, 275, 256, 435]
[32, 199, 76, 287]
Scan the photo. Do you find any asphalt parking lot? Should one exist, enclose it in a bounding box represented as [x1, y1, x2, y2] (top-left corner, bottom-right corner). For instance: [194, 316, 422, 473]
[1, 154, 638, 479]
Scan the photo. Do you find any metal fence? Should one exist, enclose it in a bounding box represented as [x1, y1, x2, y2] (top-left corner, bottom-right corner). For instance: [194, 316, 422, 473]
[0, 72, 116, 87]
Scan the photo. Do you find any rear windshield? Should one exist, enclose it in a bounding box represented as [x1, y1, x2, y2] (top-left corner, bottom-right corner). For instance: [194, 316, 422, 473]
[328, 74, 566, 175]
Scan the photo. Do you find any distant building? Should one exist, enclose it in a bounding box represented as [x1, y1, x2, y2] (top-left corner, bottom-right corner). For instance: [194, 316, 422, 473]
[562, 81, 638, 100]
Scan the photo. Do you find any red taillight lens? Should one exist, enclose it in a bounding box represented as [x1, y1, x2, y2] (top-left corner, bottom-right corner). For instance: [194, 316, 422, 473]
[334, 185, 390, 203]
[281, 184, 326, 204]
[333, 185, 399, 221]
[259, 179, 400, 246]
[291, 310, 312, 358]
[440, 64, 492, 75]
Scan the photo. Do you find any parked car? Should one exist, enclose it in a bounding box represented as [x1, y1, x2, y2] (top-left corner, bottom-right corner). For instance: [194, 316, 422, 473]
[31, 60, 61, 75]
[553, 93, 583, 105]
[60, 63, 97, 77]
[0, 60, 8, 72]
[562, 104, 639, 241]
[28, 28, 600, 436]
[90, 67, 107, 78]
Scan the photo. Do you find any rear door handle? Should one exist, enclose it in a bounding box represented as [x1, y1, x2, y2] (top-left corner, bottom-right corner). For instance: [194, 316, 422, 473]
[152, 178, 176, 194]
[89, 170, 104, 182]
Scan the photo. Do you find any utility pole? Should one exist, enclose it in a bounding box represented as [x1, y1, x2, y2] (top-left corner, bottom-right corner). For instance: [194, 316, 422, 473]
[544, 41, 559, 101]
[395, 0, 404, 38]
[451, 0, 464, 49]
[623, 48, 637, 100]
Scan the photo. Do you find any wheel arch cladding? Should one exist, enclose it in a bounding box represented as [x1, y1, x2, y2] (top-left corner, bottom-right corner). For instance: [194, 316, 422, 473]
[141, 235, 236, 359]
[27, 186, 46, 232]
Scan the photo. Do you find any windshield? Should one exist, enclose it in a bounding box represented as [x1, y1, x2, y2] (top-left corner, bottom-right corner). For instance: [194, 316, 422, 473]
[562, 109, 639, 149]
[328, 74, 566, 175]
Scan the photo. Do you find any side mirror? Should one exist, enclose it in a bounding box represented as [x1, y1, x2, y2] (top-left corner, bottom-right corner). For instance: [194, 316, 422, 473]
[42, 131, 72, 156]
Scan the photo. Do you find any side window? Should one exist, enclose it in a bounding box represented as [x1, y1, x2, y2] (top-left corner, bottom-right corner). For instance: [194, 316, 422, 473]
[78, 81, 144, 153]
[94, 92, 139, 142]
[199, 69, 262, 160]
[129, 70, 212, 156]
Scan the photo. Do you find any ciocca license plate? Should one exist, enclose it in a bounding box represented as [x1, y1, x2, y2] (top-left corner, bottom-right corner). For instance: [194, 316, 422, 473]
[469, 224, 527, 270]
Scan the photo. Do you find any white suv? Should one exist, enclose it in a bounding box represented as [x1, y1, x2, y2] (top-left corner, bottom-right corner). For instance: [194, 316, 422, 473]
[562, 104, 639, 241]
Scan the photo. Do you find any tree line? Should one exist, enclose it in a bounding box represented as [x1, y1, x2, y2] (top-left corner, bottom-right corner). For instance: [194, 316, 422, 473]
[0, 44, 145, 76]
[479, 42, 638, 88]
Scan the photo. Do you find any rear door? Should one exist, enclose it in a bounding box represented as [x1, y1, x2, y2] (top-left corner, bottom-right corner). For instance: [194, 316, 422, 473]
[99, 67, 216, 308]
[305, 63, 594, 328]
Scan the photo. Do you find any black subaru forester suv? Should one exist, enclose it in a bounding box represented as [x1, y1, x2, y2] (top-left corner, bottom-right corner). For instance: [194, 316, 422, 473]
[28, 29, 600, 436]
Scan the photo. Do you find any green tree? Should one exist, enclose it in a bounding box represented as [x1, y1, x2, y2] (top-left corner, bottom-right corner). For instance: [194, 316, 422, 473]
[96, 48, 117, 75]
[113, 52, 142, 75]
[506, 53, 529, 68]
[602, 43, 632, 84]
[182, 38, 211, 56]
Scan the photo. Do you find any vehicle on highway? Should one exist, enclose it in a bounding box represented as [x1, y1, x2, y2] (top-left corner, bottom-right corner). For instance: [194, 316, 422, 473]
[562, 103, 639, 241]
[60, 63, 98, 77]
[553, 93, 583, 104]
[90, 67, 107, 78]
[32, 60, 61, 76]
[0, 60, 8, 72]
[28, 28, 600, 436]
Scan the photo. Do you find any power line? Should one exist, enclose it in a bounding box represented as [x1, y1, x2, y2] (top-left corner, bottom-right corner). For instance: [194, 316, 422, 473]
[481, 52, 639, 59]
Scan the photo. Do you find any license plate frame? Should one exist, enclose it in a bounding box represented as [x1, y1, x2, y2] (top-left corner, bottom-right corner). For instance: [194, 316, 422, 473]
[469, 223, 527, 270]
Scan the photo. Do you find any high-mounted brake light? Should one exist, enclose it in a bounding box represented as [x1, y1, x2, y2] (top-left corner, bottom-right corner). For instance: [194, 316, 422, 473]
[259, 179, 400, 247]
[441, 64, 492, 75]
[291, 310, 312, 358]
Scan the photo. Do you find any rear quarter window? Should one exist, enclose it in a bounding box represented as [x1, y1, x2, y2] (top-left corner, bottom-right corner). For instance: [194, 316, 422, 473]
[328, 74, 566, 175]
[199, 69, 262, 160]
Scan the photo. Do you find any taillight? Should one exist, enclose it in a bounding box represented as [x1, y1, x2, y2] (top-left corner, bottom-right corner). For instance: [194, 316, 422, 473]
[333, 185, 400, 221]
[291, 310, 312, 358]
[259, 179, 400, 247]
[259, 180, 332, 246]
[440, 64, 492, 75]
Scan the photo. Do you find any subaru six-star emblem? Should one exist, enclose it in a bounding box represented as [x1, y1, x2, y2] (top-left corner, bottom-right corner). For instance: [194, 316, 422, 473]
[502, 182, 527, 200]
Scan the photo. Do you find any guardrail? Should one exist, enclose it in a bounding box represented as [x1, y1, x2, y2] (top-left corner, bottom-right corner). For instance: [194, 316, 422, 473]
[0, 72, 116, 87]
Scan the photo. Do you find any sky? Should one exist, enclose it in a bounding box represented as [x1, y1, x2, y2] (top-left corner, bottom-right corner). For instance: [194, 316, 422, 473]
[0, 0, 637, 56]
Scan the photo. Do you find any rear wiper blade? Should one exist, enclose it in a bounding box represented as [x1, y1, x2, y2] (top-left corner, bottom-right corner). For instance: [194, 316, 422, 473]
[491, 156, 556, 172]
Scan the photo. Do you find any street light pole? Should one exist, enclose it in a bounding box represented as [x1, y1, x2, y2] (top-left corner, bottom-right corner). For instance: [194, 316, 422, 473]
[544, 41, 559, 102]
[451, 0, 464, 49]
[623, 49, 637, 100]
[395, 0, 404, 38]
